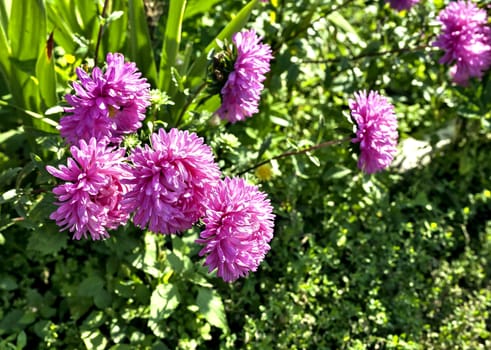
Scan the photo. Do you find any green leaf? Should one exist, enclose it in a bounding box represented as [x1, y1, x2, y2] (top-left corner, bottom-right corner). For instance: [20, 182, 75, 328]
[256, 135, 272, 162]
[94, 290, 112, 309]
[0, 274, 18, 291]
[167, 250, 184, 274]
[101, 2, 127, 60]
[16, 331, 27, 349]
[270, 116, 290, 127]
[127, 0, 157, 86]
[0, 100, 59, 130]
[306, 152, 320, 167]
[148, 283, 180, 338]
[0, 168, 21, 187]
[45, 0, 98, 54]
[77, 276, 105, 298]
[106, 10, 124, 23]
[159, 0, 187, 92]
[35, 34, 58, 110]
[26, 226, 68, 256]
[0, 1, 11, 79]
[142, 232, 161, 277]
[149, 284, 180, 320]
[0, 0, 10, 34]
[326, 11, 360, 45]
[81, 329, 108, 350]
[81, 311, 106, 330]
[196, 287, 228, 331]
[0, 188, 17, 204]
[184, 0, 222, 19]
[8, 0, 45, 62]
[325, 166, 352, 180]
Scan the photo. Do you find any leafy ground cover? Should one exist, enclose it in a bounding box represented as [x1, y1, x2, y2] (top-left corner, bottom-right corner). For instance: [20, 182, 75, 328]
[0, 0, 490, 349]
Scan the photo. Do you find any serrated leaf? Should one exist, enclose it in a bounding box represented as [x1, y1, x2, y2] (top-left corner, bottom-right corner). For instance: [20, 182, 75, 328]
[26, 225, 68, 255]
[196, 287, 228, 331]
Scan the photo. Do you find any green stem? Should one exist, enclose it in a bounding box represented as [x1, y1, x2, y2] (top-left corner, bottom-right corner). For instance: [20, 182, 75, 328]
[237, 137, 351, 176]
[174, 81, 208, 127]
[303, 45, 433, 64]
[94, 0, 110, 67]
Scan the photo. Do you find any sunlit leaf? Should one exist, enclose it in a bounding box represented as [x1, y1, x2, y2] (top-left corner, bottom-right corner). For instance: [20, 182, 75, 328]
[196, 287, 228, 331]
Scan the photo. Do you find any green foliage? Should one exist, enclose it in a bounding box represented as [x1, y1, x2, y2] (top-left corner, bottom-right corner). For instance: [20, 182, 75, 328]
[0, 0, 490, 349]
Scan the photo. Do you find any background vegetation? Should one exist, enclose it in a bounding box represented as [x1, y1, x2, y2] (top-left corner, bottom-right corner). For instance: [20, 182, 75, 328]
[0, 0, 490, 349]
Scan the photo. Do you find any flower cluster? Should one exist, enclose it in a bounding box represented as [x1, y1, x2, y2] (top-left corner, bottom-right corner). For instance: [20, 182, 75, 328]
[60, 53, 151, 145]
[196, 177, 275, 282]
[349, 90, 398, 174]
[217, 29, 273, 123]
[386, 0, 419, 11]
[46, 24, 402, 282]
[433, 1, 491, 86]
[48, 50, 276, 282]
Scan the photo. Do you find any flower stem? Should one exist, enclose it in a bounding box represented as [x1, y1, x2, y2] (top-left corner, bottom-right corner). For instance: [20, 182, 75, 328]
[237, 137, 351, 176]
[174, 81, 208, 127]
[94, 0, 110, 67]
[303, 45, 433, 64]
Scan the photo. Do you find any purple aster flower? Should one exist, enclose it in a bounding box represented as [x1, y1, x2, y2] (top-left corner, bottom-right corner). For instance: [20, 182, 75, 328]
[349, 91, 398, 174]
[217, 29, 273, 123]
[386, 0, 419, 11]
[196, 177, 275, 282]
[46, 138, 131, 240]
[123, 128, 221, 234]
[433, 1, 491, 86]
[60, 53, 151, 145]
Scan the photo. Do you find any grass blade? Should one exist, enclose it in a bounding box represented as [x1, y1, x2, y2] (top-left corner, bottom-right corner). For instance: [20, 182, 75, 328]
[158, 0, 186, 92]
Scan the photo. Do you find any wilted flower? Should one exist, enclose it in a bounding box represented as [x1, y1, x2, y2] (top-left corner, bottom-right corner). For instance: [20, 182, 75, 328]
[196, 177, 275, 282]
[217, 29, 273, 123]
[386, 0, 419, 11]
[433, 1, 491, 86]
[123, 128, 221, 234]
[349, 90, 398, 174]
[60, 53, 151, 144]
[46, 138, 131, 240]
